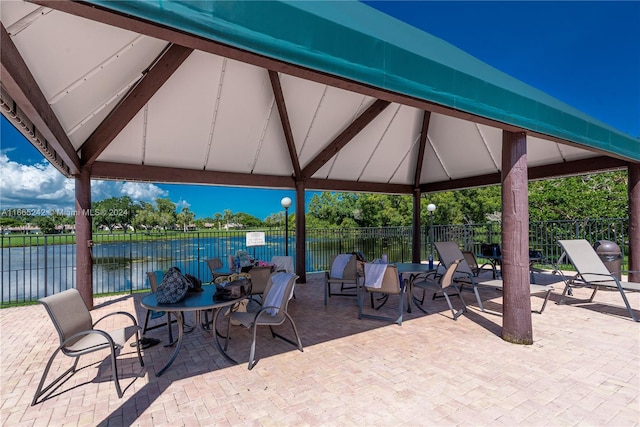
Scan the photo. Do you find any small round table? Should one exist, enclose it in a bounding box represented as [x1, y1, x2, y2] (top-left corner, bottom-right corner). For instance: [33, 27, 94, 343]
[141, 284, 243, 376]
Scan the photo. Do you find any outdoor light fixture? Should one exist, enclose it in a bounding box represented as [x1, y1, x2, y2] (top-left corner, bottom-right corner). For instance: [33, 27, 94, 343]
[281, 197, 292, 256]
[427, 203, 436, 268]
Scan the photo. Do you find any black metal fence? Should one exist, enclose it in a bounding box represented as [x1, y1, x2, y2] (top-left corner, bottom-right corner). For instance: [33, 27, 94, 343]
[1, 218, 628, 306]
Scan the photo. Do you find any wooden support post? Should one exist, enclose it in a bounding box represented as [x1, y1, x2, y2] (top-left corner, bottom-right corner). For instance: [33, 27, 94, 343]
[295, 182, 306, 283]
[412, 188, 422, 263]
[75, 165, 93, 310]
[629, 163, 640, 283]
[501, 131, 533, 344]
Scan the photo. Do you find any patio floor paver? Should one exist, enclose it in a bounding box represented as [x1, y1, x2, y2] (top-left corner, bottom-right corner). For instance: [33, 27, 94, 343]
[1, 271, 639, 426]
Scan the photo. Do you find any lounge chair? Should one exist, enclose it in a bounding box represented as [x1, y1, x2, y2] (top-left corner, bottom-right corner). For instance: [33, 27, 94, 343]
[32, 288, 144, 405]
[435, 242, 554, 313]
[357, 264, 406, 325]
[412, 259, 467, 320]
[556, 239, 640, 322]
[225, 272, 303, 370]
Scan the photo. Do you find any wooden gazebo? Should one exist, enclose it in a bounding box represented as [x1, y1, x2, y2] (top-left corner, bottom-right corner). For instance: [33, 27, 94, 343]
[2, 0, 638, 342]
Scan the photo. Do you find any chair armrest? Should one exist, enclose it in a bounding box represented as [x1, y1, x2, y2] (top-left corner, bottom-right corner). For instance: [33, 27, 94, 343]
[93, 311, 139, 328]
[570, 272, 621, 284]
[254, 305, 286, 320]
[62, 328, 115, 349]
[616, 270, 640, 275]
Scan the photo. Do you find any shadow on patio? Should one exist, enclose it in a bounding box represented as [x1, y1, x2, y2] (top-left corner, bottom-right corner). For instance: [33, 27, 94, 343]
[1, 271, 638, 426]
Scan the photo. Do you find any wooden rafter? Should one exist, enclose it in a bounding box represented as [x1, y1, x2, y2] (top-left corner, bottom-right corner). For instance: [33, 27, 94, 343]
[301, 99, 390, 180]
[268, 70, 301, 180]
[80, 44, 193, 165]
[414, 111, 431, 188]
[32, 0, 533, 136]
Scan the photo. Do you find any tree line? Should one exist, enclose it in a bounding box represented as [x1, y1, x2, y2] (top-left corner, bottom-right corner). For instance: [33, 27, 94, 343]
[0, 171, 629, 233]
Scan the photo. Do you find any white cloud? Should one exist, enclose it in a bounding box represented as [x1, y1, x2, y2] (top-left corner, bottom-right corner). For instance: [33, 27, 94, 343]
[0, 152, 168, 214]
[0, 152, 75, 212]
[176, 199, 191, 211]
[119, 181, 167, 202]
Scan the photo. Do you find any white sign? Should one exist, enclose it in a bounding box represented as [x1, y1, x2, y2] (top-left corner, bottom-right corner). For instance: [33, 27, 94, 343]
[246, 231, 266, 247]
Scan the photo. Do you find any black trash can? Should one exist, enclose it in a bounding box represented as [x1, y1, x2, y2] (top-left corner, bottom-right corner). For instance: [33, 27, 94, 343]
[593, 240, 622, 280]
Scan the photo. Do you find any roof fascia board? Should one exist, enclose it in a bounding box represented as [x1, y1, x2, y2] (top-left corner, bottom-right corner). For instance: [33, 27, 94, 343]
[70, 0, 640, 162]
[1, 22, 80, 174]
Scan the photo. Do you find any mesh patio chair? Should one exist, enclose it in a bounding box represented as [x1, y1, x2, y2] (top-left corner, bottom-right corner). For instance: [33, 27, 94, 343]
[224, 272, 303, 370]
[32, 288, 144, 405]
[206, 257, 226, 282]
[324, 254, 362, 305]
[271, 255, 294, 273]
[358, 264, 406, 325]
[462, 251, 494, 278]
[247, 265, 275, 302]
[412, 259, 467, 320]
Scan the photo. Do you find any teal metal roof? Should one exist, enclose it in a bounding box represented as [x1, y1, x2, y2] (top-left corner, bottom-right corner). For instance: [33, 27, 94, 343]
[91, 0, 639, 161]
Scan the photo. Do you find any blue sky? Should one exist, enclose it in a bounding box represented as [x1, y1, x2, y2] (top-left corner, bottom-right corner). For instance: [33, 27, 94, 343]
[1, 1, 638, 220]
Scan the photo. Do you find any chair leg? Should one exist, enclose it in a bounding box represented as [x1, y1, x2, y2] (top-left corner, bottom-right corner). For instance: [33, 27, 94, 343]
[248, 323, 259, 370]
[533, 290, 552, 314]
[134, 327, 144, 367]
[442, 290, 465, 320]
[324, 279, 329, 305]
[397, 289, 405, 325]
[269, 314, 304, 353]
[110, 346, 123, 398]
[32, 348, 80, 406]
[472, 284, 484, 312]
[142, 310, 151, 335]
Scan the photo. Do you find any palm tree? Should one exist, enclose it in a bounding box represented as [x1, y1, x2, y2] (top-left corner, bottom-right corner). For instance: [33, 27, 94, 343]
[214, 213, 222, 230]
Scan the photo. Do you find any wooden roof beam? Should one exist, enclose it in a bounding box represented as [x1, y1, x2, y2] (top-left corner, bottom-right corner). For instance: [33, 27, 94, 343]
[302, 99, 390, 179]
[80, 44, 193, 164]
[414, 111, 431, 189]
[421, 156, 627, 192]
[268, 70, 302, 180]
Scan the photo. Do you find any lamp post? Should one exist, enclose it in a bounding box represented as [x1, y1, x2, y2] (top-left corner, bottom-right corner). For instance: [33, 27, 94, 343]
[281, 197, 292, 256]
[427, 203, 436, 268]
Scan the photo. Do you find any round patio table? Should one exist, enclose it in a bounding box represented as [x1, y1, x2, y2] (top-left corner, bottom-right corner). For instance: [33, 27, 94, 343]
[141, 284, 245, 376]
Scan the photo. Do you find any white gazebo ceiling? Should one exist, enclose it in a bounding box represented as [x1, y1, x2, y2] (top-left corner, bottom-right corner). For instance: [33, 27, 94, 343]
[1, 0, 637, 195]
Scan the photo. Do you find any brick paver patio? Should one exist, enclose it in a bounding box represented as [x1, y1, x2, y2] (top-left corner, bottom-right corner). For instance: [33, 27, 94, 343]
[1, 271, 638, 426]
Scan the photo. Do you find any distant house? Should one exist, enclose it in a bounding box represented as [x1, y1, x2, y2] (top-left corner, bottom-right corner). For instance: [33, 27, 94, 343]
[55, 225, 76, 234]
[4, 225, 40, 234]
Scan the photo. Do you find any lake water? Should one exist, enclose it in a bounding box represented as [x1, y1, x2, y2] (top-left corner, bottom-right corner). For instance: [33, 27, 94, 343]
[1, 235, 316, 302]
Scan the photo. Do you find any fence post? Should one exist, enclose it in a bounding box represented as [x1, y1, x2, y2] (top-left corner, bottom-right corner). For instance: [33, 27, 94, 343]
[44, 235, 48, 297]
[128, 233, 133, 293]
